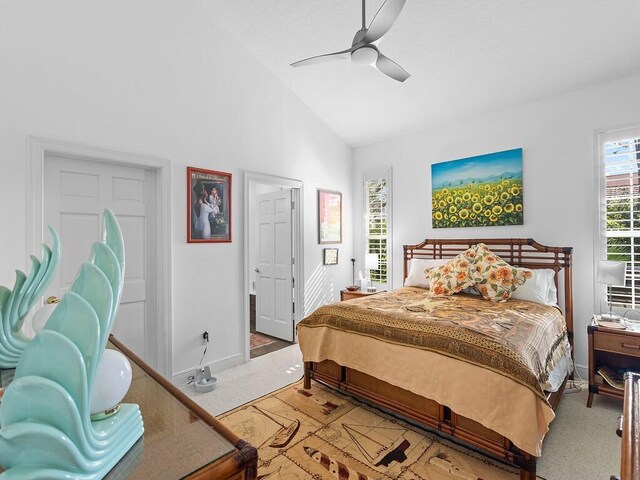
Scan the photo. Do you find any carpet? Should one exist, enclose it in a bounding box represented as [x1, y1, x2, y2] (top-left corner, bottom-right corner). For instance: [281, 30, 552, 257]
[251, 332, 277, 350]
[219, 380, 519, 479]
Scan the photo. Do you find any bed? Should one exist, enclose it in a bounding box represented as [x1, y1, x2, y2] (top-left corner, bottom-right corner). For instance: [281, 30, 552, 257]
[298, 238, 573, 480]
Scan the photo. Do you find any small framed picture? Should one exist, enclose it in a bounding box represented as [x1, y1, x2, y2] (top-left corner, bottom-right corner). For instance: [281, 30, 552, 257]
[318, 190, 342, 244]
[323, 248, 338, 265]
[187, 166, 232, 243]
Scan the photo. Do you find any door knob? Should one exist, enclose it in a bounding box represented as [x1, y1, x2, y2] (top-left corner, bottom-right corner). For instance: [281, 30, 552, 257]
[255, 268, 260, 273]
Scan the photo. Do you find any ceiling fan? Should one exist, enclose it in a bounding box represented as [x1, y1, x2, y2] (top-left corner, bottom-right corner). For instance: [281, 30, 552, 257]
[291, 0, 410, 82]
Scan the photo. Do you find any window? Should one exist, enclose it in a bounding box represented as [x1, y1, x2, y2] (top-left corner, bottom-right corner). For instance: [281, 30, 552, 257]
[601, 130, 640, 311]
[364, 170, 392, 287]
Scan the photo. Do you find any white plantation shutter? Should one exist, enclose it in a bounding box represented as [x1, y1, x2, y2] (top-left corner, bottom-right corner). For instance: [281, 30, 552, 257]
[364, 170, 392, 287]
[603, 134, 640, 310]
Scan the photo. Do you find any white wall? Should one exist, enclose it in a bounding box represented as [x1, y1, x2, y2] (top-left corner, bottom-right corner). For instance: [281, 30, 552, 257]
[353, 73, 640, 372]
[0, 0, 353, 381]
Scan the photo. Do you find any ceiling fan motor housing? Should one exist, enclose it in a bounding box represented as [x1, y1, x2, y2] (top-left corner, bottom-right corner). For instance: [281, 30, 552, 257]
[351, 46, 378, 66]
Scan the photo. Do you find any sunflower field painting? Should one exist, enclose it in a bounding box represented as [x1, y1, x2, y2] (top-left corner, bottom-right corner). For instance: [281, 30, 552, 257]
[431, 148, 523, 228]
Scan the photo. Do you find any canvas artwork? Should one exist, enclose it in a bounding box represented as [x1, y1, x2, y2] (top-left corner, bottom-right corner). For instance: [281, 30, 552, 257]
[431, 148, 523, 228]
[187, 167, 232, 242]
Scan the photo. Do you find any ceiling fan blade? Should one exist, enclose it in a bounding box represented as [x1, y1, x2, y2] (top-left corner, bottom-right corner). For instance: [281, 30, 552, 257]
[363, 0, 406, 44]
[291, 48, 353, 67]
[375, 51, 410, 82]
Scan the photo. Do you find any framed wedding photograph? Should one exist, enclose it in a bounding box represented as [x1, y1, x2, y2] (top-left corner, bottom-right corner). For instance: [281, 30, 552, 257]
[187, 166, 232, 243]
[323, 248, 338, 265]
[318, 189, 342, 244]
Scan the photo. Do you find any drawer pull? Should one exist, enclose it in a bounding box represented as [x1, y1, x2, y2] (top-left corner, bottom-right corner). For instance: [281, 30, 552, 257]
[621, 343, 640, 350]
[617, 415, 623, 437]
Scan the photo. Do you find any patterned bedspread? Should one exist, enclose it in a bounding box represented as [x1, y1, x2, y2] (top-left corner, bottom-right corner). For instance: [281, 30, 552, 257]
[298, 287, 570, 402]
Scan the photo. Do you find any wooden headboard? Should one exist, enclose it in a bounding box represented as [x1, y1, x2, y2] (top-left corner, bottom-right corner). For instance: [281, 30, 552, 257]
[403, 238, 574, 346]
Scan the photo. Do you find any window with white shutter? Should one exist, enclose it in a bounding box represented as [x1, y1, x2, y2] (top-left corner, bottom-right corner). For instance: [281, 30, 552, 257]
[364, 170, 392, 288]
[601, 130, 640, 311]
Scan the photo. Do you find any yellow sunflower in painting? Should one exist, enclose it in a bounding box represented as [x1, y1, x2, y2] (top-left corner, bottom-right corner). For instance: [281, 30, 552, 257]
[432, 167, 523, 228]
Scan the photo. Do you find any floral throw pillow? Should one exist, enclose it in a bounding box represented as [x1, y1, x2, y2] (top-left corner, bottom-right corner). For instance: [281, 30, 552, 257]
[427, 247, 479, 296]
[473, 244, 532, 302]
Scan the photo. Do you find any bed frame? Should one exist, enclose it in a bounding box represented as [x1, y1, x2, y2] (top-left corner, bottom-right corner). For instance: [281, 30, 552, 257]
[303, 238, 573, 480]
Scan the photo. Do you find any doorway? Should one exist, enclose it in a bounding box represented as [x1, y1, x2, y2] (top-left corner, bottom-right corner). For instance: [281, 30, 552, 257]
[28, 137, 172, 377]
[244, 172, 304, 361]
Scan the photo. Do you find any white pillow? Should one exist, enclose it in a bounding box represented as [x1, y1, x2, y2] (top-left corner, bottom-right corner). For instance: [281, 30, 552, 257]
[511, 268, 558, 306]
[404, 259, 447, 289]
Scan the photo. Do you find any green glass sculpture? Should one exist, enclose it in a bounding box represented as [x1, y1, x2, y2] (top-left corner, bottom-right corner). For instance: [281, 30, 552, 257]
[0, 228, 60, 369]
[0, 210, 144, 479]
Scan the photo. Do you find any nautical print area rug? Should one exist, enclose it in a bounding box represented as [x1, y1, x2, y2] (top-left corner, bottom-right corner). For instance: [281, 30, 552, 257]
[219, 380, 518, 479]
[250, 332, 277, 350]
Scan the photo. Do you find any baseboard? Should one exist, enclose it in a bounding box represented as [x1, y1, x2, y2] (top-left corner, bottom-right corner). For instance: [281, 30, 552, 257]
[574, 363, 588, 382]
[172, 353, 244, 388]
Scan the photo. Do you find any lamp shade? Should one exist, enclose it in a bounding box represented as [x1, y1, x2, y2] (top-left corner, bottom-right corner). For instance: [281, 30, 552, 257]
[596, 260, 626, 286]
[90, 349, 133, 416]
[365, 253, 379, 271]
[32, 296, 59, 333]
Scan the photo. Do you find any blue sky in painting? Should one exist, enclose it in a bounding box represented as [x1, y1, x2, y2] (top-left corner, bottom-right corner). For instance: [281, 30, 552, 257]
[431, 148, 523, 189]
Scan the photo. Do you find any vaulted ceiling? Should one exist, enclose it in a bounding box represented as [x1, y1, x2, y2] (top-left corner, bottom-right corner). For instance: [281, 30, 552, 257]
[211, 1, 640, 146]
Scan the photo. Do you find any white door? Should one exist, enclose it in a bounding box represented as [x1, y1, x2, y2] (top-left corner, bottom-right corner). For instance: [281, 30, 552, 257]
[43, 154, 157, 367]
[256, 190, 294, 341]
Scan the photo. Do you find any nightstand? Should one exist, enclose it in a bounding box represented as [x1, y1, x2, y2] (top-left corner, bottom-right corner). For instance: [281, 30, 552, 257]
[587, 322, 640, 407]
[340, 289, 385, 301]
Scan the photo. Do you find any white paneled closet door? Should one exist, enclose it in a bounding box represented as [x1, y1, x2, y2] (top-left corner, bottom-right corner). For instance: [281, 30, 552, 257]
[43, 154, 157, 367]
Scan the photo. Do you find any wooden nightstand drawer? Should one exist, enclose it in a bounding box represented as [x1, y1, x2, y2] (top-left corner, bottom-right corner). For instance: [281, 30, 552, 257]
[594, 331, 640, 358]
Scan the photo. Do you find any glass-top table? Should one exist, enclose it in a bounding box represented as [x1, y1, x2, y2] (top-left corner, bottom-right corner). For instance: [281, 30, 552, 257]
[105, 336, 257, 479]
[0, 337, 257, 479]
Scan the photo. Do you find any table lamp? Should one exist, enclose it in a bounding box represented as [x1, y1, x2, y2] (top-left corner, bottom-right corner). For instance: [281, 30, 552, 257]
[597, 260, 626, 321]
[346, 258, 359, 291]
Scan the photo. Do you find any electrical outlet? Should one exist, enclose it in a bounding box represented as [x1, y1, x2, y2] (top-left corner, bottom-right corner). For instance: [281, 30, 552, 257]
[202, 331, 209, 343]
